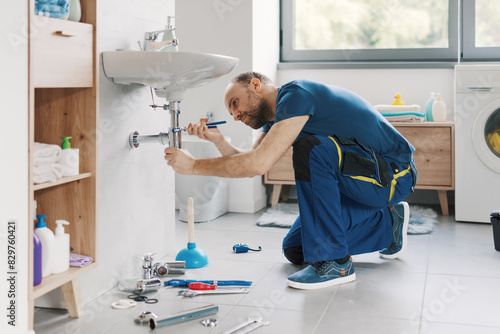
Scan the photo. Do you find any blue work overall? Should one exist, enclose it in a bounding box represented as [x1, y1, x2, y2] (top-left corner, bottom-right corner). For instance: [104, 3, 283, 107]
[282, 135, 416, 263]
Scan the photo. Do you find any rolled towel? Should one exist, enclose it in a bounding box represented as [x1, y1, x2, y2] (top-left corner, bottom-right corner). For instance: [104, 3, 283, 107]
[35, 0, 70, 18]
[33, 163, 63, 177]
[33, 164, 63, 184]
[33, 142, 61, 166]
[70, 253, 93, 267]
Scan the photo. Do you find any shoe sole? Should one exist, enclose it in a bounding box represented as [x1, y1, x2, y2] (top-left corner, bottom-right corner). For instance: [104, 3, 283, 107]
[286, 273, 356, 290]
[380, 201, 410, 259]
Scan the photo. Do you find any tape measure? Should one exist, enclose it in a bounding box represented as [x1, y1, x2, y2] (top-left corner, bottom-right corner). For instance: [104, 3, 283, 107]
[233, 243, 262, 253]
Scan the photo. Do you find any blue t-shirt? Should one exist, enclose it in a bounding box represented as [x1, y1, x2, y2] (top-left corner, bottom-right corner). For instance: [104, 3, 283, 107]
[262, 80, 414, 163]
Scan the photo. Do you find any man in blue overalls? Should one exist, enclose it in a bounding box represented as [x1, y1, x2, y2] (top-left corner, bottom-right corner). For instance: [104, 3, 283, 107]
[164, 72, 417, 290]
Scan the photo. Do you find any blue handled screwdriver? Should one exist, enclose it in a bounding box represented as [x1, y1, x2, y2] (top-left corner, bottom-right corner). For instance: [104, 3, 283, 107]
[172, 121, 226, 133]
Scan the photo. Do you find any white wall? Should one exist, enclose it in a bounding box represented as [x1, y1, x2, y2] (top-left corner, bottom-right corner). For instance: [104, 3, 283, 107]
[176, 0, 279, 213]
[279, 68, 455, 121]
[0, 2, 29, 332]
[37, 0, 177, 308]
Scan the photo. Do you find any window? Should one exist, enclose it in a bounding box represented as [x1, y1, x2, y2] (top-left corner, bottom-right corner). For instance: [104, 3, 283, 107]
[462, 0, 500, 60]
[281, 0, 500, 64]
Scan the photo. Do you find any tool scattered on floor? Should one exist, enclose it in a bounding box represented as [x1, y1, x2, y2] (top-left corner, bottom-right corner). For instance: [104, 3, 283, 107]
[127, 292, 158, 304]
[175, 197, 209, 268]
[149, 304, 219, 329]
[163, 279, 252, 287]
[233, 243, 262, 253]
[172, 121, 227, 133]
[111, 299, 137, 310]
[135, 311, 158, 324]
[201, 318, 219, 327]
[153, 261, 186, 277]
[221, 316, 270, 334]
[178, 287, 249, 298]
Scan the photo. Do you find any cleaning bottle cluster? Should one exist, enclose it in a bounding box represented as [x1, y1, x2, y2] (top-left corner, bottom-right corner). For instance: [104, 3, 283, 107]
[34, 208, 71, 284]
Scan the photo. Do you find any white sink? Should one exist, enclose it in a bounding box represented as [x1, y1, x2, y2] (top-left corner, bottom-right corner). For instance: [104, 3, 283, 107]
[102, 51, 239, 100]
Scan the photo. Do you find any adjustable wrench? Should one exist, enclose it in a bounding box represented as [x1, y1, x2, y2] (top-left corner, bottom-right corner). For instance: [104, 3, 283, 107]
[178, 288, 249, 298]
[221, 316, 270, 334]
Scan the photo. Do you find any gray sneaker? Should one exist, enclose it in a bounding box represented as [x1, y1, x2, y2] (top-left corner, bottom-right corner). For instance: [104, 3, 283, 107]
[379, 202, 409, 259]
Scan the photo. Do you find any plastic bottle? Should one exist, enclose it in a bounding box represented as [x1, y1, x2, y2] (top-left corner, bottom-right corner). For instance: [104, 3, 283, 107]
[425, 92, 435, 121]
[52, 220, 70, 274]
[58, 136, 79, 176]
[68, 0, 81, 22]
[33, 201, 42, 286]
[35, 215, 55, 277]
[160, 16, 178, 52]
[432, 93, 447, 122]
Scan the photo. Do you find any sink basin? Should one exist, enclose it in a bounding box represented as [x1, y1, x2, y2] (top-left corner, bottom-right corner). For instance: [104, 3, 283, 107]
[102, 51, 239, 100]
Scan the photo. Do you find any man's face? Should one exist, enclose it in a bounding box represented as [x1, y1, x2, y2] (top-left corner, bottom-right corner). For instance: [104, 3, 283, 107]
[224, 82, 273, 130]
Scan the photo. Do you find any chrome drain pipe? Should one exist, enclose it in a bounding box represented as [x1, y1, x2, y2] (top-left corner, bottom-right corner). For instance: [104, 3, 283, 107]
[128, 100, 182, 149]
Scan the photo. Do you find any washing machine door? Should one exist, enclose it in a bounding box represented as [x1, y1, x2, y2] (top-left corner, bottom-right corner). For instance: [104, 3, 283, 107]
[472, 98, 500, 173]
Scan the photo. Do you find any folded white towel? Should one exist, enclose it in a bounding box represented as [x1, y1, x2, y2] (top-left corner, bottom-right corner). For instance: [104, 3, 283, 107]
[33, 142, 61, 166]
[33, 163, 63, 177]
[374, 104, 421, 113]
[385, 114, 425, 123]
[33, 164, 63, 184]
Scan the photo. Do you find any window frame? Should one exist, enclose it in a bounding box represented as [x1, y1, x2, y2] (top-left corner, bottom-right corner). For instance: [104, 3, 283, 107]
[280, 0, 500, 64]
[462, 0, 500, 60]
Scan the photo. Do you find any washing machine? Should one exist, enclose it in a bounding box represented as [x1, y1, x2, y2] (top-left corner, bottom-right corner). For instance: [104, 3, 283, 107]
[455, 65, 500, 223]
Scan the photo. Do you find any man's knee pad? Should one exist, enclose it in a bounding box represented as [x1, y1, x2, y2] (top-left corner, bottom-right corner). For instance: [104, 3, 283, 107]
[283, 246, 305, 265]
[292, 136, 321, 182]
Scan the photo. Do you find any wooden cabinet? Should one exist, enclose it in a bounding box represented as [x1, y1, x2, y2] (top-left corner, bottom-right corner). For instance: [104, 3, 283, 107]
[264, 122, 455, 215]
[393, 122, 455, 215]
[28, 1, 98, 329]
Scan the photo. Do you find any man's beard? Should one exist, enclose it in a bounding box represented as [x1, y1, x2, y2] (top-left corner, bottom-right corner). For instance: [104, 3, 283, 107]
[245, 93, 274, 129]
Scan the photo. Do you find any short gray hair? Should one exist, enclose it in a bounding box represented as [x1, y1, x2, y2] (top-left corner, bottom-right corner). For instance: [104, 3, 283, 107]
[231, 71, 273, 85]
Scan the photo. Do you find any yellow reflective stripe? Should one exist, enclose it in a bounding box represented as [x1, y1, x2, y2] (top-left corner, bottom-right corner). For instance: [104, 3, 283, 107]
[328, 136, 342, 169]
[388, 164, 411, 203]
[348, 175, 383, 187]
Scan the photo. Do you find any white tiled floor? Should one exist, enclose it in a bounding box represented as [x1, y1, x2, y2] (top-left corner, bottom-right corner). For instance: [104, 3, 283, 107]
[34, 206, 500, 334]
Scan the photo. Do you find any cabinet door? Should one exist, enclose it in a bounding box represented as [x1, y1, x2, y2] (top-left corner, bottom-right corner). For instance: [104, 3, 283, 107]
[32, 18, 93, 87]
[266, 147, 295, 182]
[396, 126, 452, 187]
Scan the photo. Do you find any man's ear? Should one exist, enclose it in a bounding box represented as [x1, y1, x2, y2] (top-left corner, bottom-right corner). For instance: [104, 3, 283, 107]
[250, 78, 262, 92]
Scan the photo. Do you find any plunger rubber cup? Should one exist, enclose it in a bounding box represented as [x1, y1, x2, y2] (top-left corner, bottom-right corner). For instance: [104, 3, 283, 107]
[175, 197, 209, 268]
[176, 242, 209, 268]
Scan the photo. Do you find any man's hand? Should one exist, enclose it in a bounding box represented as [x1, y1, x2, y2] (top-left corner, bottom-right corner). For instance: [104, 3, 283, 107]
[164, 147, 196, 175]
[187, 117, 224, 144]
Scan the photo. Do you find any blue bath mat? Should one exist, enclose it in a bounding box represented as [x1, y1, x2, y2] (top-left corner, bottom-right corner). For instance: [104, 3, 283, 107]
[256, 203, 438, 234]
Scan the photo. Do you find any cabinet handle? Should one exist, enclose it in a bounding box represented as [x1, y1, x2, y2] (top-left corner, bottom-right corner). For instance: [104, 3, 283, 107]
[467, 86, 493, 91]
[54, 30, 78, 37]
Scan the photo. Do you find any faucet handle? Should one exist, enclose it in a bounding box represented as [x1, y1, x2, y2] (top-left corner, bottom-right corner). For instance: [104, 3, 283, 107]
[141, 252, 156, 264]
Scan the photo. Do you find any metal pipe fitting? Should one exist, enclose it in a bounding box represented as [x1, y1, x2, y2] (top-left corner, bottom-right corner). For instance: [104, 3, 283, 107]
[150, 304, 219, 329]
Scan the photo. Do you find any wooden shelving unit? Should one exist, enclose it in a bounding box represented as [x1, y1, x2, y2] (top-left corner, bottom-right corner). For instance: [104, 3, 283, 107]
[28, 1, 98, 329]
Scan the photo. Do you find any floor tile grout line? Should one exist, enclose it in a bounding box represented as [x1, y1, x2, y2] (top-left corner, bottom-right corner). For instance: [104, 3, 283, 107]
[310, 285, 341, 334]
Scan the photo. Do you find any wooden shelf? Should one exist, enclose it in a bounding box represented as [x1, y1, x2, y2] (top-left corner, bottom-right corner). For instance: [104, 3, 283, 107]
[33, 173, 92, 191]
[32, 263, 96, 299]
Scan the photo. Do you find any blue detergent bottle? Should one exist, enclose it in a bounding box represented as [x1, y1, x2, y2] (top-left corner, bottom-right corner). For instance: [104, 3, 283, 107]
[34, 229, 42, 286]
[33, 200, 42, 286]
[425, 92, 435, 121]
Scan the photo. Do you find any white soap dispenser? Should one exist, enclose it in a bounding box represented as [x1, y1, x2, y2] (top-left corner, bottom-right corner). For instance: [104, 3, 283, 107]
[432, 93, 447, 122]
[52, 220, 70, 274]
[161, 16, 178, 52]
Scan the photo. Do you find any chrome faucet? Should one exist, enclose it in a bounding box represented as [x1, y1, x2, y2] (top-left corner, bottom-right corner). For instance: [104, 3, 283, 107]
[143, 16, 179, 51]
[141, 253, 156, 279]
